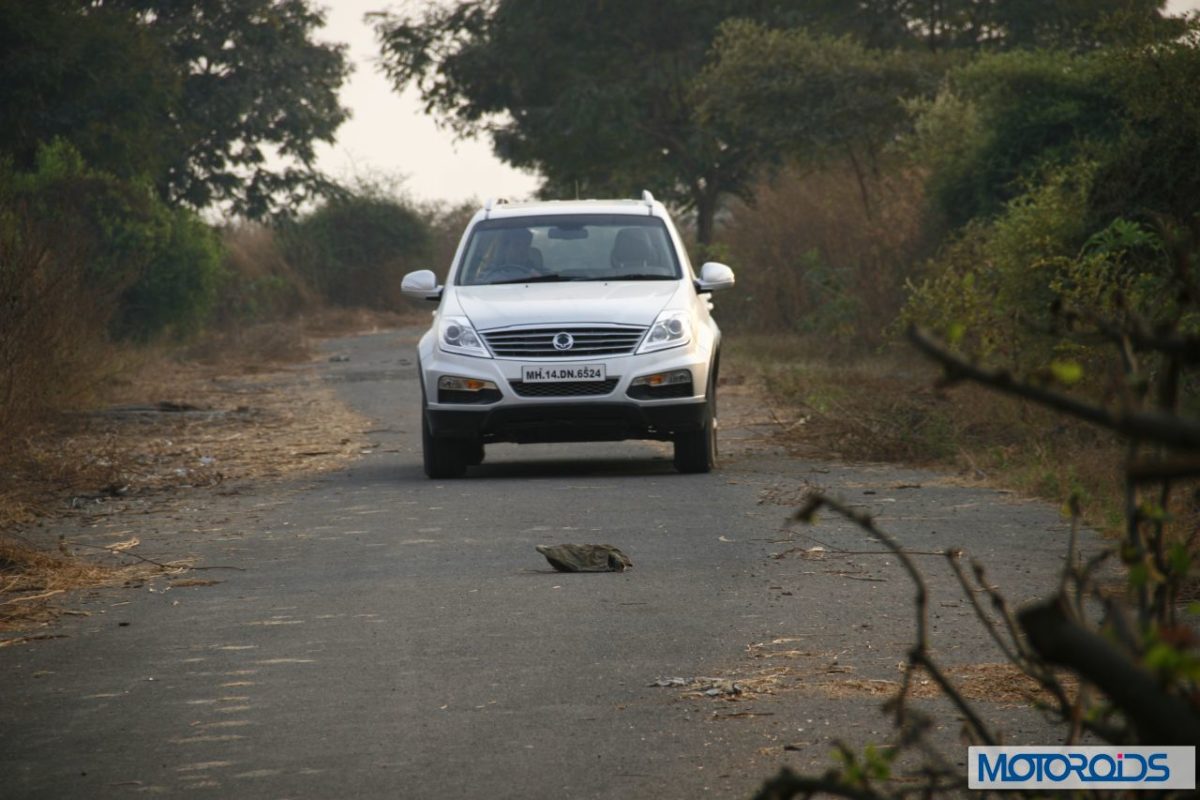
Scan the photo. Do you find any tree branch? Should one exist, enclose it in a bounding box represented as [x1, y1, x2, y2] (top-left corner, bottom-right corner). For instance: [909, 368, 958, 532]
[908, 326, 1200, 450]
[1018, 597, 1200, 746]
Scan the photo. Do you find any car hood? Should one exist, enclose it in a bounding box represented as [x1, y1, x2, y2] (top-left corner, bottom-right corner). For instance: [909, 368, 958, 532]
[451, 282, 682, 330]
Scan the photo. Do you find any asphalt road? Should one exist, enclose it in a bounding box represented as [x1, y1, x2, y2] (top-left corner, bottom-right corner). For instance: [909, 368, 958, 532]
[0, 329, 1090, 799]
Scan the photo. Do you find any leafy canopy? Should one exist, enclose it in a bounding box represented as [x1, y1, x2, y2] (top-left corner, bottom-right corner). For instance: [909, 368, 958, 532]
[374, 0, 793, 244]
[0, 0, 350, 219]
[794, 0, 1172, 51]
[694, 20, 937, 216]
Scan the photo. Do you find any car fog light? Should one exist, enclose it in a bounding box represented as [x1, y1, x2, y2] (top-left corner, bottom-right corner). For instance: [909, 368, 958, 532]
[437, 376, 497, 392]
[631, 369, 692, 387]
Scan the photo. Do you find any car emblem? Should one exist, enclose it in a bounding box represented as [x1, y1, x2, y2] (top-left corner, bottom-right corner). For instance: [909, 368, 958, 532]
[552, 332, 574, 351]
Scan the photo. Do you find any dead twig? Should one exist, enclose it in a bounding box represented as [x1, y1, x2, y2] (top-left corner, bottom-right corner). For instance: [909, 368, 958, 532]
[794, 494, 998, 747]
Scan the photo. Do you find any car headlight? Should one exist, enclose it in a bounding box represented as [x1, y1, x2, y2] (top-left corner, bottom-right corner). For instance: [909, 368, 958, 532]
[637, 310, 691, 354]
[438, 315, 491, 358]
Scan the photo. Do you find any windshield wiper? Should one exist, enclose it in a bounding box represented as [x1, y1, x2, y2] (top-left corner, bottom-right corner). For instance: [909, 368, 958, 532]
[485, 274, 578, 285]
[582, 273, 674, 281]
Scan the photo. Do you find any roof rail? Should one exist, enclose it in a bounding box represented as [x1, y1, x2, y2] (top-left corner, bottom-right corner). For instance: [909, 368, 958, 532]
[483, 197, 508, 219]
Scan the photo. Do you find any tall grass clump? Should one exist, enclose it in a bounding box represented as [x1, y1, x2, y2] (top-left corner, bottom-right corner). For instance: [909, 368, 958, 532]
[215, 223, 318, 325]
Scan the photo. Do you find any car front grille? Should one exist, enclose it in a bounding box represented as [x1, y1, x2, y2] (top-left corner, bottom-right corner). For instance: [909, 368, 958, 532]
[481, 326, 646, 358]
[509, 379, 620, 398]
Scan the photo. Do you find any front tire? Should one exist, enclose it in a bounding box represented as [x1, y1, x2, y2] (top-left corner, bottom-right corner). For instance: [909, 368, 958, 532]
[674, 377, 718, 474]
[422, 414, 468, 479]
[463, 440, 485, 466]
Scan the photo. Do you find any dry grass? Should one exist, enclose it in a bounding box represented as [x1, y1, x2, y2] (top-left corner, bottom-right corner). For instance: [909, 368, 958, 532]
[181, 320, 316, 368]
[725, 335, 1130, 535]
[822, 663, 1078, 706]
[182, 307, 425, 372]
[0, 314, 386, 632]
[213, 223, 319, 325]
[670, 635, 1081, 711]
[0, 536, 187, 636]
[299, 306, 427, 338]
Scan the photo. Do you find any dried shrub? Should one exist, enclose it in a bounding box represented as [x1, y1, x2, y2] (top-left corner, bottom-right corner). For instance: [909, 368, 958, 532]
[214, 222, 318, 325]
[718, 162, 933, 350]
[0, 180, 122, 466]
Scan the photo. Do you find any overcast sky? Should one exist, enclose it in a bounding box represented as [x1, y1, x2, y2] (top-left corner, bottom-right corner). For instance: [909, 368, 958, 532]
[313, 2, 540, 206]
[314, 1, 1200, 207]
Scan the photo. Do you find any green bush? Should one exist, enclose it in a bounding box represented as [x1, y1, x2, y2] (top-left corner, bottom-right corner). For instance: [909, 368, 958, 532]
[281, 185, 432, 309]
[902, 161, 1094, 366]
[902, 20, 1200, 379]
[15, 140, 164, 288]
[910, 49, 1120, 229]
[113, 206, 222, 339]
[10, 140, 222, 340]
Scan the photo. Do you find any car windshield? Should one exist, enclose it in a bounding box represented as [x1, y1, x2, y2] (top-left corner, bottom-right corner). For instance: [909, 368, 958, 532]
[456, 214, 681, 286]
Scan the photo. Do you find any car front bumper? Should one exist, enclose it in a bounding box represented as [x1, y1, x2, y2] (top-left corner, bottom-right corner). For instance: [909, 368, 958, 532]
[419, 344, 712, 444]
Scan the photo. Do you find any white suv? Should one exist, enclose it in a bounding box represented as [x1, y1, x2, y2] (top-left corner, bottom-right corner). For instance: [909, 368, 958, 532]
[401, 192, 734, 478]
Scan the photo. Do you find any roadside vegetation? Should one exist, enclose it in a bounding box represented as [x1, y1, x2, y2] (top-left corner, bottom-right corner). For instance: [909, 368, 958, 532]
[707, 14, 1200, 545]
[0, 2, 456, 628]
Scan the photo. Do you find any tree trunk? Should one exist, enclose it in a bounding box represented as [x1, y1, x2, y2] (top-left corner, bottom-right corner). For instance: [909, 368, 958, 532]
[694, 186, 717, 248]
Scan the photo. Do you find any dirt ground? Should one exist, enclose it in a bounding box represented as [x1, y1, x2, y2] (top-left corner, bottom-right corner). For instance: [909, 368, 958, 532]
[0, 313, 410, 636]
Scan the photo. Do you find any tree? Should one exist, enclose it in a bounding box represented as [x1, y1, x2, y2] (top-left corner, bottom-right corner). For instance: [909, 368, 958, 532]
[111, 0, 351, 218]
[694, 21, 936, 218]
[0, 0, 350, 219]
[374, 0, 792, 245]
[910, 49, 1123, 228]
[1092, 19, 1200, 226]
[0, 0, 178, 184]
[797, 0, 1171, 51]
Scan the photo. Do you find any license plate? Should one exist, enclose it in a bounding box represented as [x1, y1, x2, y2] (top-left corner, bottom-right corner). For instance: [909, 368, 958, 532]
[521, 364, 607, 383]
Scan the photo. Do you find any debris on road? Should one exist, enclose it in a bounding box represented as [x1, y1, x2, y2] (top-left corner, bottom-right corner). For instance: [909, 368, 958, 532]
[647, 676, 749, 697]
[648, 677, 690, 687]
[535, 544, 631, 572]
[770, 545, 826, 561]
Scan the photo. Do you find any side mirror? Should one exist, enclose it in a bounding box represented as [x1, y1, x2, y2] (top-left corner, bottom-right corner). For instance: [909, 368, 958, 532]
[695, 261, 735, 293]
[401, 269, 442, 301]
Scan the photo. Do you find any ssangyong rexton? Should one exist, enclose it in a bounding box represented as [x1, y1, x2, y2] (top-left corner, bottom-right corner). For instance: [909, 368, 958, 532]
[401, 192, 735, 478]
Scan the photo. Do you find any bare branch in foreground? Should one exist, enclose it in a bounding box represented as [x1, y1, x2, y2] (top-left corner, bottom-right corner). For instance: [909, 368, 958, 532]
[1017, 597, 1200, 746]
[794, 495, 997, 747]
[907, 326, 1200, 450]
